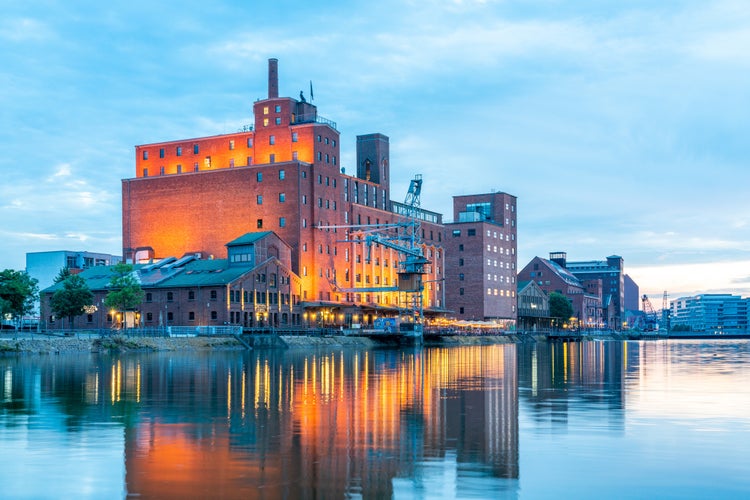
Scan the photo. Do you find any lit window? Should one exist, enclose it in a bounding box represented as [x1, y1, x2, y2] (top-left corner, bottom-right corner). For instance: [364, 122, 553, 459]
[263, 106, 269, 115]
[292, 151, 298, 160]
[229, 140, 235, 150]
[263, 118, 269, 126]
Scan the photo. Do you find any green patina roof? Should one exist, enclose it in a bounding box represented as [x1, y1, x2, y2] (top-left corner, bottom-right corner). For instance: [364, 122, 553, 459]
[226, 231, 273, 247]
[41, 258, 260, 294]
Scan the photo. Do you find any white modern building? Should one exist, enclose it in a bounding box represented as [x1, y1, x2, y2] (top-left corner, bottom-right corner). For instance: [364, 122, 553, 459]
[670, 294, 748, 333]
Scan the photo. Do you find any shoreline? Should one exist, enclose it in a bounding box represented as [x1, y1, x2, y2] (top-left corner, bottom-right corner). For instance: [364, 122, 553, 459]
[1, 331, 746, 355]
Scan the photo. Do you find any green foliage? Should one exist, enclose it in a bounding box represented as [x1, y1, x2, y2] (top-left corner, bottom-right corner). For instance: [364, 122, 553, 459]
[50, 275, 94, 329]
[53, 267, 72, 284]
[0, 269, 39, 321]
[549, 292, 574, 325]
[103, 263, 144, 325]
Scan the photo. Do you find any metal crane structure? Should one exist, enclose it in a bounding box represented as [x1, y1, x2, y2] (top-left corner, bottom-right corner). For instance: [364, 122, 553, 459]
[641, 294, 660, 331]
[318, 174, 429, 341]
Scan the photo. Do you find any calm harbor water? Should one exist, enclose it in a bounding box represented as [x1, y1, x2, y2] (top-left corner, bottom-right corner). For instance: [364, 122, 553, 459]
[1, 339, 750, 499]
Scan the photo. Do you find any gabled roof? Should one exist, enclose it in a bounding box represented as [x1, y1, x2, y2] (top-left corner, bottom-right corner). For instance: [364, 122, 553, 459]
[538, 257, 583, 288]
[226, 232, 273, 247]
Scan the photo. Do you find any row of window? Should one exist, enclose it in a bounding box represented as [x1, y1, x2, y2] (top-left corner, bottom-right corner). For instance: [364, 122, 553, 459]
[143, 138, 252, 161]
[146, 290, 218, 302]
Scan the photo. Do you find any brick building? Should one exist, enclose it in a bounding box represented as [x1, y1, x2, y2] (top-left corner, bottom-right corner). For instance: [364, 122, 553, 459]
[443, 193, 517, 325]
[517, 254, 603, 329]
[41, 232, 302, 330]
[122, 59, 446, 327]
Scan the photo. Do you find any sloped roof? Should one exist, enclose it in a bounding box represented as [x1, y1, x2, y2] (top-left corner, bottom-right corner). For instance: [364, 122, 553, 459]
[539, 257, 583, 288]
[226, 231, 273, 247]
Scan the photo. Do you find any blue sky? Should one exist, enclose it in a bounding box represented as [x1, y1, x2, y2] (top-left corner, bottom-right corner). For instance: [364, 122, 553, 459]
[1, 0, 749, 301]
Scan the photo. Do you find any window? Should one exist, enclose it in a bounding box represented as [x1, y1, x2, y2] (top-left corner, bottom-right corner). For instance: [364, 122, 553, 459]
[263, 106, 269, 115]
[247, 156, 252, 165]
[317, 135, 322, 142]
[167, 292, 173, 302]
[459, 288, 464, 296]
[275, 117, 281, 125]
[279, 217, 286, 227]
[143, 168, 148, 177]
[189, 312, 195, 321]
[292, 132, 298, 142]
[176, 164, 182, 173]
[188, 291, 195, 300]
[193, 144, 199, 154]
[269, 135, 275, 145]
[247, 137, 253, 148]
[279, 169, 285, 180]
[452, 230, 461, 237]
[146, 313, 153, 321]
[263, 118, 269, 126]
[204, 156, 211, 168]
[229, 140, 235, 150]
[167, 312, 174, 321]
[210, 290, 217, 300]
[229, 159, 234, 168]
[257, 172, 262, 182]
[459, 258, 464, 266]
[210, 311, 217, 320]
[275, 105, 281, 112]
[459, 273, 465, 281]
[142, 151, 148, 160]
[269, 153, 275, 163]
[176, 146, 182, 156]
[257, 219, 263, 228]
[292, 151, 298, 160]
[146, 293, 152, 302]
[194, 162, 199, 172]
[160, 166, 165, 176]
[302, 195, 307, 205]
[468, 229, 476, 236]
[459, 307, 465, 314]
[159, 148, 164, 158]
[317, 152, 322, 161]
[279, 193, 285, 202]
[257, 195, 262, 205]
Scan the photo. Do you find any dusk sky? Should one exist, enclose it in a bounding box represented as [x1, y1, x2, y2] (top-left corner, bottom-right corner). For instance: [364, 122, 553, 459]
[2, 1, 749, 302]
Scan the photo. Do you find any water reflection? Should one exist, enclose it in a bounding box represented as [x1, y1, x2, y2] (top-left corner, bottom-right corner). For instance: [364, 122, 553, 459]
[0, 346, 518, 498]
[3, 340, 750, 498]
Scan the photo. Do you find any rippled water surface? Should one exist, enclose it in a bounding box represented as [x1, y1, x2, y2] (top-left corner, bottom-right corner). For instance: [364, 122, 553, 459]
[1, 339, 749, 498]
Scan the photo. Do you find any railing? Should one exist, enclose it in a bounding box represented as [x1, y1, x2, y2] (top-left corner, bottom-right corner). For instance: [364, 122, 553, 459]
[295, 113, 337, 130]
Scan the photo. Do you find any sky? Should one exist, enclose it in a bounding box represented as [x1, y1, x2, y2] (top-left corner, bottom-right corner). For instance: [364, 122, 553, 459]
[1, 0, 749, 302]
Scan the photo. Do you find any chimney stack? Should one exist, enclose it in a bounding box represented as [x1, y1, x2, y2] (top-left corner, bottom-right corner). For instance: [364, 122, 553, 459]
[268, 58, 278, 98]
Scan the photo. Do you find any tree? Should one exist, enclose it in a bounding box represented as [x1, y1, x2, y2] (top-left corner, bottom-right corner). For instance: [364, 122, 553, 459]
[549, 292, 574, 328]
[103, 263, 144, 328]
[50, 275, 94, 330]
[0, 269, 39, 328]
[53, 267, 72, 284]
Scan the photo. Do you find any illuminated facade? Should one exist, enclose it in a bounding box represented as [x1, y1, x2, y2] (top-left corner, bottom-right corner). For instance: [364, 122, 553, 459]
[122, 59, 446, 326]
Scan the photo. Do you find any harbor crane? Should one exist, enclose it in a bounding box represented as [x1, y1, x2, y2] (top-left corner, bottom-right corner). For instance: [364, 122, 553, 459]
[317, 174, 429, 340]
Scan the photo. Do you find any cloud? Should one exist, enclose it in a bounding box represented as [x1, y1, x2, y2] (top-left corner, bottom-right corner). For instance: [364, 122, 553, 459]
[0, 17, 51, 43]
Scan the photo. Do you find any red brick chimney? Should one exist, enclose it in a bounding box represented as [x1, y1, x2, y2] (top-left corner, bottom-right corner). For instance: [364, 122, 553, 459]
[268, 58, 278, 98]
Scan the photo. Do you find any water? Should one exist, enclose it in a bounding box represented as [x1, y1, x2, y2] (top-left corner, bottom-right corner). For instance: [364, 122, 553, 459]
[1, 340, 749, 499]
